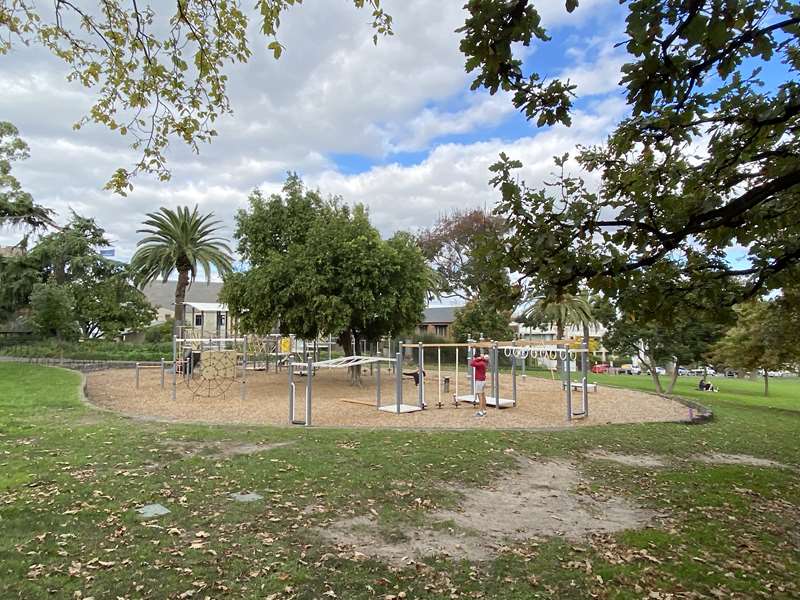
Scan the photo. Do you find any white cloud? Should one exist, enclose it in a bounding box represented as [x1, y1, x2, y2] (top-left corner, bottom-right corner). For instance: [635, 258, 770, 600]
[0, 0, 627, 258]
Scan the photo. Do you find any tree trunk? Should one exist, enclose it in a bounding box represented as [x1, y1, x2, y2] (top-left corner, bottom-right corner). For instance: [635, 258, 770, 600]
[338, 329, 362, 386]
[649, 363, 663, 394]
[556, 318, 565, 376]
[174, 269, 190, 325]
[666, 361, 680, 394]
[763, 371, 769, 397]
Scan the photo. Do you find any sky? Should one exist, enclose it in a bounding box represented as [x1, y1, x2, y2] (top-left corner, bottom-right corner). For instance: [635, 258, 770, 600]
[0, 0, 632, 266]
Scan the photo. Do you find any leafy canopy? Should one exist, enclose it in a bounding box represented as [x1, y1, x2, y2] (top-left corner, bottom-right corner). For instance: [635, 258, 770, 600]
[450, 300, 513, 344]
[222, 175, 430, 347]
[465, 1, 800, 299]
[0, 1, 391, 194]
[1, 214, 155, 338]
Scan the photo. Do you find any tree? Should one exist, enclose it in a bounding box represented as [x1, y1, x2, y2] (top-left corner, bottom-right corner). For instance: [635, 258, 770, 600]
[2, 213, 155, 338]
[417, 209, 519, 310]
[29, 282, 77, 340]
[0, 2, 391, 194]
[70, 259, 155, 339]
[711, 300, 800, 397]
[463, 1, 800, 299]
[604, 258, 738, 394]
[0, 122, 54, 237]
[222, 175, 431, 381]
[450, 300, 513, 343]
[130, 206, 233, 327]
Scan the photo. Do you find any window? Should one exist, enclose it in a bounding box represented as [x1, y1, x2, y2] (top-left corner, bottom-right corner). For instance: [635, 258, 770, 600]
[194, 313, 203, 327]
[435, 325, 448, 337]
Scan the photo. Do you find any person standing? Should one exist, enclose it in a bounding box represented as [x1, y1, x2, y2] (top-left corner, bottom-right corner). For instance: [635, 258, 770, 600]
[469, 351, 489, 417]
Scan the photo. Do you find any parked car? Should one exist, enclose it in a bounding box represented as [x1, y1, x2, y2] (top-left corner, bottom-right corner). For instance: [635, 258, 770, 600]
[619, 364, 641, 375]
[649, 366, 666, 375]
[690, 367, 717, 376]
[591, 363, 609, 374]
[677, 367, 690, 376]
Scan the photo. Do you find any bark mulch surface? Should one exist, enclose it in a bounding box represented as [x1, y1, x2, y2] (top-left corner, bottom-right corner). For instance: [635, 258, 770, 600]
[85, 367, 689, 429]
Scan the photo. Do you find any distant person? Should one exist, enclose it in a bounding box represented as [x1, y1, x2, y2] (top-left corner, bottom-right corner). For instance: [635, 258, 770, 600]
[469, 352, 489, 417]
[698, 378, 717, 392]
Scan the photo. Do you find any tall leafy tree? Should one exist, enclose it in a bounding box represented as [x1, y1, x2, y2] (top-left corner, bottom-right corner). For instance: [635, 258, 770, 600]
[711, 300, 800, 396]
[130, 206, 233, 326]
[604, 258, 738, 393]
[222, 175, 431, 380]
[28, 282, 77, 341]
[0, 2, 391, 193]
[462, 1, 800, 299]
[450, 300, 513, 343]
[1, 214, 155, 338]
[0, 122, 54, 237]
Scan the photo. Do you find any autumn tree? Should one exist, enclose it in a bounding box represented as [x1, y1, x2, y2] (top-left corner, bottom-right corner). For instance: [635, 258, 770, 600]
[417, 209, 519, 311]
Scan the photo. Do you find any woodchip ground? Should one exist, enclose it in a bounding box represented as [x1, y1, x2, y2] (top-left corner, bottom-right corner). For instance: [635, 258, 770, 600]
[86, 367, 690, 428]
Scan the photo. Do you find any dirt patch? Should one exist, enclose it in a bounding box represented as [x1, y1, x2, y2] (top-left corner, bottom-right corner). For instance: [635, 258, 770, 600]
[318, 458, 655, 564]
[694, 453, 791, 469]
[162, 440, 294, 459]
[587, 451, 668, 468]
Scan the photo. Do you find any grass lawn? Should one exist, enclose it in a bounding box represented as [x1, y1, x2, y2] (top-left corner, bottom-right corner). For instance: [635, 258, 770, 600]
[1, 363, 798, 599]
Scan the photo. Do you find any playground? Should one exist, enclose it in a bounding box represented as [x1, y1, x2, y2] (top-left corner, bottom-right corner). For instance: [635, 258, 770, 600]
[85, 365, 689, 428]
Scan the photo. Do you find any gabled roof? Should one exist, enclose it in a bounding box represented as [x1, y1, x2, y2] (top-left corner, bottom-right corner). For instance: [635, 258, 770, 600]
[422, 306, 462, 324]
[142, 281, 224, 308]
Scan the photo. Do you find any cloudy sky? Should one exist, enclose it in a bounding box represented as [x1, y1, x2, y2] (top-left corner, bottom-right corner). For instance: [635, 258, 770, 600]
[1, 0, 630, 264]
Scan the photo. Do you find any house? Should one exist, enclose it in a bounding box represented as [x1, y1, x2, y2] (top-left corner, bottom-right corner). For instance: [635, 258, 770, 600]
[142, 281, 231, 337]
[417, 306, 461, 339]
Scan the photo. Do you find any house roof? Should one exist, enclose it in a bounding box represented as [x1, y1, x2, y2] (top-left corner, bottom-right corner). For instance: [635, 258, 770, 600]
[142, 281, 224, 309]
[422, 306, 461, 324]
[184, 301, 228, 312]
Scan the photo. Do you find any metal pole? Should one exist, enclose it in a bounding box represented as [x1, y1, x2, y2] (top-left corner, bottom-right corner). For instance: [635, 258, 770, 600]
[288, 359, 295, 424]
[241, 336, 248, 401]
[160, 357, 165, 390]
[172, 336, 178, 400]
[493, 342, 499, 410]
[418, 342, 424, 409]
[305, 357, 313, 427]
[135, 363, 140, 389]
[437, 347, 441, 408]
[328, 334, 332, 361]
[469, 343, 475, 396]
[376, 356, 382, 409]
[172, 337, 177, 401]
[511, 347, 517, 407]
[395, 351, 402, 412]
[565, 347, 573, 420]
[582, 336, 589, 417]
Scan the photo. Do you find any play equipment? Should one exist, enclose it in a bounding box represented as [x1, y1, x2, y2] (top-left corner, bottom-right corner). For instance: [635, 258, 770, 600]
[401, 338, 592, 420]
[287, 351, 419, 426]
[135, 358, 166, 390]
[168, 336, 248, 399]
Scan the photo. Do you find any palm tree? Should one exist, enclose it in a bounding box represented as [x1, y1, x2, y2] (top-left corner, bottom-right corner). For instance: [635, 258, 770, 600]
[130, 206, 233, 326]
[524, 290, 596, 373]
